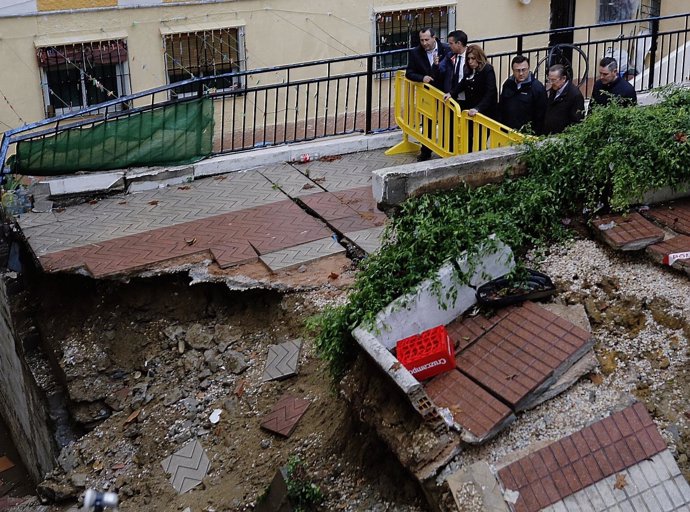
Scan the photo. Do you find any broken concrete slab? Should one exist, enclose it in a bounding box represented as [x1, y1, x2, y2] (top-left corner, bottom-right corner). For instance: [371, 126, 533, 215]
[255, 467, 293, 512]
[592, 212, 664, 251]
[259, 237, 345, 272]
[366, 238, 514, 351]
[445, 461, 510, 512]
[160, 439, 210, 494]
[42, 172, 125, 198]
[125, 165, 194, 193]
[372, 145, 526, 208]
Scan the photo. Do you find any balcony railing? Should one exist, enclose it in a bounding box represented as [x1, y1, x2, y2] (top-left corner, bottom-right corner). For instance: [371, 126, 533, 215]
[1, 12, 689, 176]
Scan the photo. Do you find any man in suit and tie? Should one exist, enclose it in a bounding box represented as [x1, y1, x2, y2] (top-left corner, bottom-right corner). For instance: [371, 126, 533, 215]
[543, 64, 584, 135]
[405, 27, 450, 161]
[442, 30, 468, 99]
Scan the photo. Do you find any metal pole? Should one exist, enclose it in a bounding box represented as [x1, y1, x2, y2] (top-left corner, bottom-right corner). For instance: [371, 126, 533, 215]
[365, 55, 373, 134]
[648, 17, 660, 90]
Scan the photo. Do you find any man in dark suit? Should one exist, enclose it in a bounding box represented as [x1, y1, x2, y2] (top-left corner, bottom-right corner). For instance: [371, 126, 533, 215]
[405, 27, 450, 161]
[543, 64, 585, 135]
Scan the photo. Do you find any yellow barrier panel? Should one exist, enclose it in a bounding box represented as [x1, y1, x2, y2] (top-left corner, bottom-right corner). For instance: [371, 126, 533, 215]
[386, 70, 529, 158]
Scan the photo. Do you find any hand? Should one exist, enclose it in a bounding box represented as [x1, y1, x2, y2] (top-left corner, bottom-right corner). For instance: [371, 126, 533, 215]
[433, 54, 440, 66]
[443, 93, 451, 102]
[422, 75, 434, 83]
[468, 108, 478, 117]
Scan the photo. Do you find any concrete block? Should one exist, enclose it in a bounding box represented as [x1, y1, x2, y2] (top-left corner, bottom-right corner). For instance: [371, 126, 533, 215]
[194, 132, 401, 178]
[126, 165, 194, 193]
[367, 239, 514, 350]
[45, 172, 125, 197]
[372, 145, 526, 208]
[641, 182, 690, 204]
[445, 461, 510, 512]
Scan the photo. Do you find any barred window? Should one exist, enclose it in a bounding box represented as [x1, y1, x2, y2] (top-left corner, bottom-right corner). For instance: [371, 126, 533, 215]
[37, 40, 131, 117]
[598, 0, 642, 22]
[375, 6, 455, 69]
[164, 28, 244, 97]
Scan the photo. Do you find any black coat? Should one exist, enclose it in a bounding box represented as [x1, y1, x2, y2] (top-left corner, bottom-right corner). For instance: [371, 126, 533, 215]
[452, 63, 498, 118]
[405, 40, 451, 90]
[498, 73, 547, 134]
[543, 81, 585, 135]
[589, 76, 637, 110]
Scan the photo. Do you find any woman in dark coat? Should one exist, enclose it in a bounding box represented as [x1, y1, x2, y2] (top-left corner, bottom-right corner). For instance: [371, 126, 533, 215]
[453, 44, 498, 119]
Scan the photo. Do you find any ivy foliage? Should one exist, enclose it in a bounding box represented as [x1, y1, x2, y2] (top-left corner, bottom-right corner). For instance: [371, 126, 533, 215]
[311, 86, 690, 381]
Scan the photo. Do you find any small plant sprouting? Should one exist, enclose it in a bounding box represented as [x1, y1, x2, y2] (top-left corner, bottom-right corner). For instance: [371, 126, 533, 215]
[285, 456, 324, 511]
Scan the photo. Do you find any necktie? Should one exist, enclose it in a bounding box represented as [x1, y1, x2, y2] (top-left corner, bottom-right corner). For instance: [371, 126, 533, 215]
[456, 55, 464, 83]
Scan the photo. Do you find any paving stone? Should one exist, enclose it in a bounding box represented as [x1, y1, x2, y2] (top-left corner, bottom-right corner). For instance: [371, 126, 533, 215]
[644, 198, 690, 235]
[262, 340, 302, 381]
[260, 395, 310, 438]
[259, 237, 345, 271]
[646, 235, 690, 276]
[498, 403, 670, 512]
[593, 212, 665, 251]
[160, 439, 211, 494]
[425, 369, 515, 443]
[343, 226, 385, 254]
[37, 200, 332, 277]
[456, 301, 593, 411]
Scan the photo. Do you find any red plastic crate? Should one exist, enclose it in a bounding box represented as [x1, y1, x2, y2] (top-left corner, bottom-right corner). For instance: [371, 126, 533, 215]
[396, 325, 455, 381]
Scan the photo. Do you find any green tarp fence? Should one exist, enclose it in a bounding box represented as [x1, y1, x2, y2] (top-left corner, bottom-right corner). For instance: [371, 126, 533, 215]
[15, 97, 214, 175]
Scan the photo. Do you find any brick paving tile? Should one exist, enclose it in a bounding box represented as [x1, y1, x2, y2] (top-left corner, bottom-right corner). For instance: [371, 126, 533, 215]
[497, 402, 667, 512]
[593, 212, 665, 251]
[343, 226, 385, 255]
[445, 308, 512, 353]
[38, 200, 331, 277]
[262, 340, 302, 381]
[424, 369, 514, 443]
[300, 191, 360, 221]
[330, 215, 381, 233]
[644, 198, 690, 235]
[646, 235, 690, 275]
[259, 237, 344, 271]
[260, 394, 310, 438]
[332, 187, 387, 221]
[160, 439, 211, 494]
[456, 301, 592, 410]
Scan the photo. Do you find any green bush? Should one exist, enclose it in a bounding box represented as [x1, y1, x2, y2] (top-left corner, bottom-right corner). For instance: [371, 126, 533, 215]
[311, 87, 690, 381]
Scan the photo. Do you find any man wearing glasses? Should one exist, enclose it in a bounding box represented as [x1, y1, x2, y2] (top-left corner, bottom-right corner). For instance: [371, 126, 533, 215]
[543, 64, 584, 135]
[498, 55, 547, 134]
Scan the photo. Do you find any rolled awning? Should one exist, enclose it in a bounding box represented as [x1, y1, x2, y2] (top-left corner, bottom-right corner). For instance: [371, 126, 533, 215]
[36, 40, 128, 68]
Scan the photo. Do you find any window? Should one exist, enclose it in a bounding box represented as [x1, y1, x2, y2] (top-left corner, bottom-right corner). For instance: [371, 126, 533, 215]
[598, 0, 644, 23]
[163, 28, 244, 97]
[37, 40, 131, 117]
[375, 5, 455, 69]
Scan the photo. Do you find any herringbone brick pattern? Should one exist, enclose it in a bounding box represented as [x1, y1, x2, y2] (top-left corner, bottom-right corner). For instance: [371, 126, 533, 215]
[160, 439, 211, 494]
[38, 200, 331, 277]
[260, 394, 310, 438]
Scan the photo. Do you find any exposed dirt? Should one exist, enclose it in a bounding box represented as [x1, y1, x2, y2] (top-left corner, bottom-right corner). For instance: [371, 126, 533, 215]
[8, 265, 427, 512]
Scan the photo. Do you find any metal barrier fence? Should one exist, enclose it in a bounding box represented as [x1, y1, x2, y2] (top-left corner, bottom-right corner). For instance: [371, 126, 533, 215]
[386, 71, 526, 158]
[1, 12, 689, 175]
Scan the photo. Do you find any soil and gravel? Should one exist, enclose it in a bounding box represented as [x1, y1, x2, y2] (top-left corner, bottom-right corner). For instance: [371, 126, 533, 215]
[4, 232, 690, 512]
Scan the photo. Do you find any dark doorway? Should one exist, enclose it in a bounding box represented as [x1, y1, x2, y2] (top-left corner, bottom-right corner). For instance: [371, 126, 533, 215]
[550, 0, 576, 47]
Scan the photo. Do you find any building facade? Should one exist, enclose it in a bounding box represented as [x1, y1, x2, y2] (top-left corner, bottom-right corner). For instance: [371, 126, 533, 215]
[0, 0, 686, 130]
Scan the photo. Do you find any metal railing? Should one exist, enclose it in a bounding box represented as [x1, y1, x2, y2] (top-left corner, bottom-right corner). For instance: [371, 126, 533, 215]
[1, 12, 689, 176]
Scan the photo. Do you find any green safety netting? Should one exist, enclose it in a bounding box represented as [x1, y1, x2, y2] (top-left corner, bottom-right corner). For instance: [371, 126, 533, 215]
[15, 97, 214, 175]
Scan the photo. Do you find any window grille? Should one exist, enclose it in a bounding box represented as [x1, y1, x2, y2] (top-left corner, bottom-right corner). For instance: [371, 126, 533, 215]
[597, 0, 658, 23]
[375, 6, 455, 69]
[37, 40, 131, 117]
[163, 28, 244, 97]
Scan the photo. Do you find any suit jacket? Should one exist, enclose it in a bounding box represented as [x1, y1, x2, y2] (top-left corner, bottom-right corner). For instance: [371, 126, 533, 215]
[543, 81, 585, 135]
[441, 52, 468, 94]
[589, 76, 637, 112]
[451, 63, 498, 118]
[405, 40, 450, 90]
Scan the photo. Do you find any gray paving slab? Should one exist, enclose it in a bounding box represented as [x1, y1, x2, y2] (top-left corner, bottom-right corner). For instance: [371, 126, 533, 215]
[262, 340, 302, 382]
[294, 150, 416, 192]
[258, 163, 324, 198]
[344, 226, 386, 254]
[542, 450, 690, 512]
[19, 170, 287, 255]
[160, 439, 210, 494]
[259, 237, 345, 271]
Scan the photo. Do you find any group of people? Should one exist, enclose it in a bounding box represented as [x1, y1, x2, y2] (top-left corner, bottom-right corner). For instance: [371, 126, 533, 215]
[406, 28, 638, 161]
